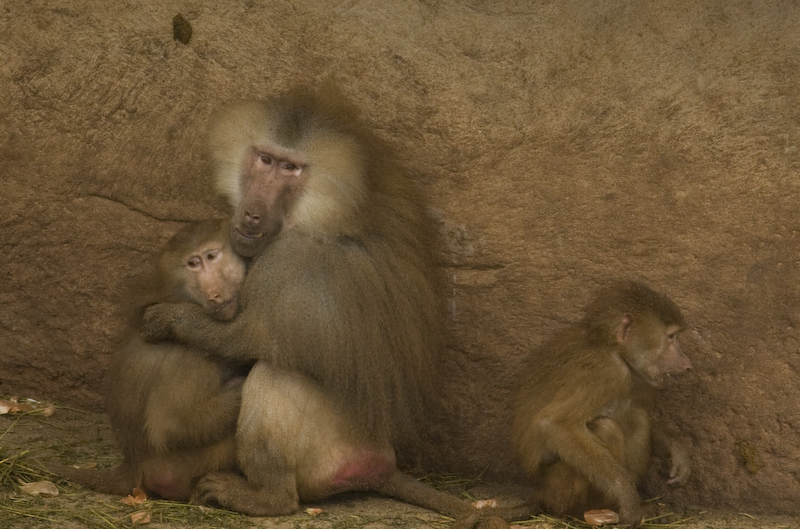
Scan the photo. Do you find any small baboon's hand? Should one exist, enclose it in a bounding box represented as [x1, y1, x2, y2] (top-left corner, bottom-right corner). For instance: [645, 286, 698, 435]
[618, 502, 644, 529]
[667, 442, 692, 485]
[141, 303, 177, 342]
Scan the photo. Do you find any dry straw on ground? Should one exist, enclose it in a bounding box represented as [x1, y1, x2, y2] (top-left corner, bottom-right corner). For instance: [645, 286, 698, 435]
[1, 403, 797, 529]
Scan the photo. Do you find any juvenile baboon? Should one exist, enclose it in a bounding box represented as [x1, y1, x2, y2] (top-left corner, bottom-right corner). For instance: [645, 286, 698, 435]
[141, 93, 482, 520]
[512, 281, 693, 528]
[51, 219, 248, 501]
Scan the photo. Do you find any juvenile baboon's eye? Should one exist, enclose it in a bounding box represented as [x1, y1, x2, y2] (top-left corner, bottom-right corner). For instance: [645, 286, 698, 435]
[187, 257, 201, 268]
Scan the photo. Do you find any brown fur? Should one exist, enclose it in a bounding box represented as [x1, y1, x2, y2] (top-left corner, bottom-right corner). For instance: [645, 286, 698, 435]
[50, 220, 247, 501]
[145, 93, 441, 444]
[141, 93, 478, 519]
[512, 281, 692, 528]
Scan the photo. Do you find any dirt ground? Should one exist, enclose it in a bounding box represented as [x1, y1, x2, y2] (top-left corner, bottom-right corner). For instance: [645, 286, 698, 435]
[1, 404, 797, 529]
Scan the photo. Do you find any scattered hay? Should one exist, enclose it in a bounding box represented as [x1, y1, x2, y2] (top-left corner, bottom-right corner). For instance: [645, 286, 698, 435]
[0, 449, 253, 529]
[0, 449, 51, 490]
[0, 490, 256, 529]
[1, 405, 787, 529]
[0, 413, 254, 529]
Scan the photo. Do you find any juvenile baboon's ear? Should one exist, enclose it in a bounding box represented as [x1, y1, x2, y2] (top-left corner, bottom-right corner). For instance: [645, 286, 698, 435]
[616, 313, 634, 343]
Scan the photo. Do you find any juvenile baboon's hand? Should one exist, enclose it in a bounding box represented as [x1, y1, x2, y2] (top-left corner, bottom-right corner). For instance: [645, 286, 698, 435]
[618, 502, 644, 529]
[141, 303, 176, 342]
[667, 442, 692, 485]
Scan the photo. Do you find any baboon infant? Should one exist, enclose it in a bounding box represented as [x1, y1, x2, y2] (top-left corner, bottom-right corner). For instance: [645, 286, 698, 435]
[50, 219, 248, 500]
[512, 281, 693, 528]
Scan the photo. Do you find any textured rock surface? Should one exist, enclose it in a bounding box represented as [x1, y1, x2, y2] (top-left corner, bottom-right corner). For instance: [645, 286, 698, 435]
[2, 0, 799, 514]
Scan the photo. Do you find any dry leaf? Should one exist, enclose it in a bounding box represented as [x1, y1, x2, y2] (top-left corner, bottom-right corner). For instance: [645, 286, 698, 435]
[19, 480, 59, 496]
[473, 499, 498, 509]
[584, 509, 620, 526]
[0, 397, 55, 416]
[15, 402, 35, 413]
[305, 507, 323, 516]
[131, 511, 152, 524]
[120, 487, 148, 505]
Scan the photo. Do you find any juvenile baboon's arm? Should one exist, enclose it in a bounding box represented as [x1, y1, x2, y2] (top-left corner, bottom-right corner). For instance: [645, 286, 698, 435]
[543, 418, 642, 523]
[142, 302, 267, 363]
